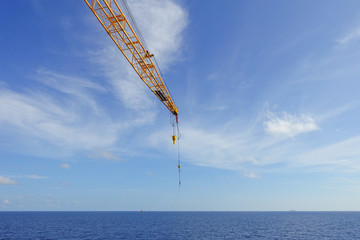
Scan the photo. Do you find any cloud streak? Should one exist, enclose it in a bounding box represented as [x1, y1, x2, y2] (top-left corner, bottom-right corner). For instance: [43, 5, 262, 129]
[244, 172, 260, 179]
[336, 26, 360, 46]
[297, 136, 360, 171]
[28, 175, 48, 179]
[60, 163, 71, 169]
[149, 123, 260, 171]
[88, 149, 121, 161]
[0, 86, 119, 152]
[9, 175, 48, 179]
[0, 176, 18, 185]
[264, 112, 318, 138]
[128, 0, 188, 68]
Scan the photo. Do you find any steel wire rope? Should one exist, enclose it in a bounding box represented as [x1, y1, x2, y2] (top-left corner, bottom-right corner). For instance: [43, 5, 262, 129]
[120, 0, 148, 50]
[178, 136, 181, 192]
[170, 112, 182, 191]
[119, 0, 177, 108]
[121, 0, 181, 189]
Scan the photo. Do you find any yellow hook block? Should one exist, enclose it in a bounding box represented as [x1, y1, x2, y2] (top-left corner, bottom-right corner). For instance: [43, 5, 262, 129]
[172, 135, 177, 144]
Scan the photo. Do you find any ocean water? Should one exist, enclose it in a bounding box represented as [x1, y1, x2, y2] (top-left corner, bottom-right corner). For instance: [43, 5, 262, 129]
[1, 211, 360, 239]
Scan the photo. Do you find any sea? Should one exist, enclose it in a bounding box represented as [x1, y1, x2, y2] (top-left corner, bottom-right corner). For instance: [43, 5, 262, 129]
[0, 211, 360, 239]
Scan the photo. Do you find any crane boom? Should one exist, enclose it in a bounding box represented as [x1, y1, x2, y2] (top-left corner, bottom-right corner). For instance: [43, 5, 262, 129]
[84, 0, 179, 117]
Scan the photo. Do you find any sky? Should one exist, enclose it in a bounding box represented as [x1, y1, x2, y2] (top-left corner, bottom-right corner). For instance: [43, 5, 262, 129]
[1, 0, 360, 211]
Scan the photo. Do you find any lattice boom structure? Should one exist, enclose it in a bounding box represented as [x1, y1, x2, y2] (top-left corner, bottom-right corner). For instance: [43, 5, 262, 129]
[84, 0, 178, 116]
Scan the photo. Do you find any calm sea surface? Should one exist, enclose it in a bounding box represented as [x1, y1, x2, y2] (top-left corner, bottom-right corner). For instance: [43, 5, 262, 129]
[1, 211, 360, 239]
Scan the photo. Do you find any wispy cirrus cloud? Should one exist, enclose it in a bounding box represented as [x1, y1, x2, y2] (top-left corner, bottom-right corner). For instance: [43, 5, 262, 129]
[87, 0, 187, 123]
[60, 163, 71, 169]
[90, 48, 157, 124]
[244, 171, 260, 179]
[149, 123, 260, 171]
[36, 68, 106, 98]
[9, 175, 48, 179]
[0, 0, 188, 160]
[336, 26, 360, 46]
[0, 87, 119, 152]
[127, 0, 188, 67]
[0, 176, 18, 185]
[88, 149, 121, 161]
[28, 175, 48, 179]
[297, 136, 360, 170]
[264, 111, 318, 138]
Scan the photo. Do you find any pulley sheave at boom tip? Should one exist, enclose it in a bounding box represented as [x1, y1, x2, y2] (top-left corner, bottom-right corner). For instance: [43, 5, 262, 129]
[83, 0, 179, 119]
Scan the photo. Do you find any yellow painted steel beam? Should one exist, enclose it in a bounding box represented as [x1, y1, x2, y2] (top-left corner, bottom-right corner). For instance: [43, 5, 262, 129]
[84, 0, 178, 116]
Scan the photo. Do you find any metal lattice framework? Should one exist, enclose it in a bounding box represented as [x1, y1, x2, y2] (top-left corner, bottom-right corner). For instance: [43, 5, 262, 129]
[84, 0, 178, 116]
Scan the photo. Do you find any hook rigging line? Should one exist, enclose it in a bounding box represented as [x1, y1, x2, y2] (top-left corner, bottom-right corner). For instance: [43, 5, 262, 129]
[170, 112, 181, 191]
[178, 135, 181, 192]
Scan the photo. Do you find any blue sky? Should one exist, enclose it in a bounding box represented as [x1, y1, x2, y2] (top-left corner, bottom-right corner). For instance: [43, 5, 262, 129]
[1, 0, 360, 211]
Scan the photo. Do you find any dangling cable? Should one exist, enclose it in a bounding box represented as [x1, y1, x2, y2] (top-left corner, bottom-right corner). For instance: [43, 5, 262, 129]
[171, 113, 177, 145]
[170, 112, 181, 191]
[177, 120, 181, 192]
[170, 111, 175, 127]
[177, 120, 181, 140]
[178, 136, 181, 192]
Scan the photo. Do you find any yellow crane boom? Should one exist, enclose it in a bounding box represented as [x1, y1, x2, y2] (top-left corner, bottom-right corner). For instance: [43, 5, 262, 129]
[85, 0, 182, 187]
[84, 0, 179, 119]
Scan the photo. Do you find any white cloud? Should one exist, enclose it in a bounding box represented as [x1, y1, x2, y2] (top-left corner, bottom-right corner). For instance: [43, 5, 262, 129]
[128, 0, 188, 67]
[87, 0, 187, 123]
[149, 125, 257, 170]
[0, 0, 188, 159]
[88, 149, 121, 161]
[89, 47, 157, 124]
[0, 176, 18, 185]
[28, 175, 48, 179]
[316, 101, 359, 123]
[244, 172, 260, 178]
[0, 84, 120, 153]
[139, 14, 360, 175]
[264, 112, 318, 138]
[3, 199, 10, 204]
[148, 108, 360, 173]
[8, 175, 48, 179]
[60, 163, 71, 169]
[174, 128, 237, 169]
[36, 68, 106, 98]
[336, 26, 360, 46]
[297, 136, 360, 170]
